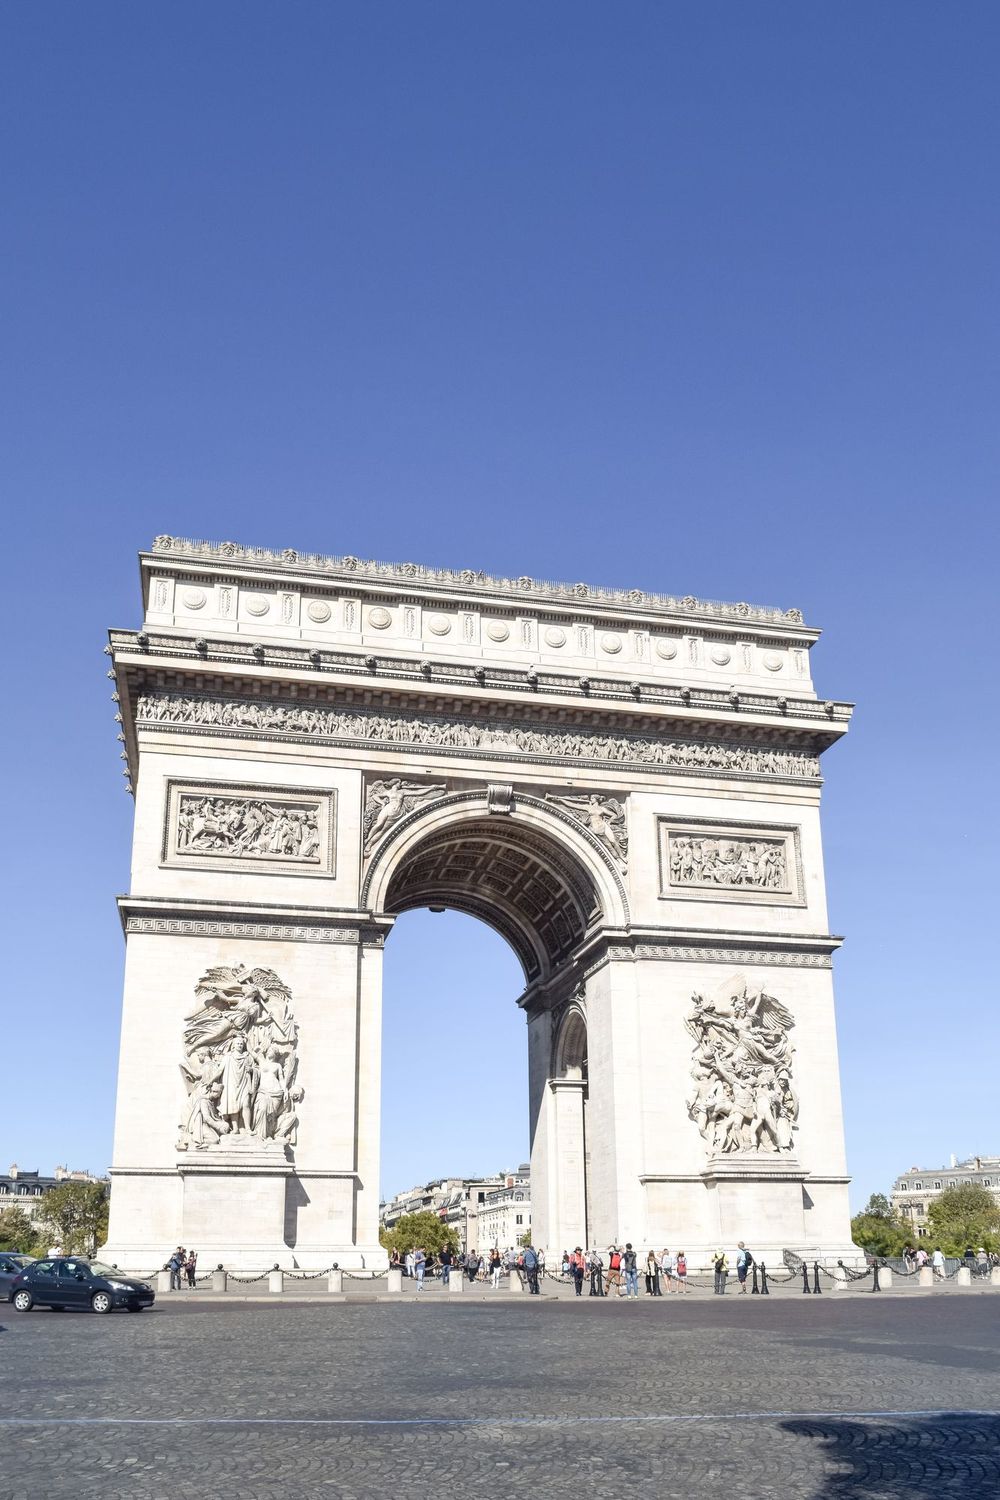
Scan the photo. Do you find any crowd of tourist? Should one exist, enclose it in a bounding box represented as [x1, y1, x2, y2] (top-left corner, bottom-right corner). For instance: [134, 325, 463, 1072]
[388, 1242, 760, 1294]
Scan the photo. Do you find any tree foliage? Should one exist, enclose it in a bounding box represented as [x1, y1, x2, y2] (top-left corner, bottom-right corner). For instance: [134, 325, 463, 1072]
[850, 1194, 911, 1257]
[0, 1206, 43, 1255]
[36, 1181, 110, 1255]
[927, 1183, 1000, 1254]
[379, 1211, 459, 1257]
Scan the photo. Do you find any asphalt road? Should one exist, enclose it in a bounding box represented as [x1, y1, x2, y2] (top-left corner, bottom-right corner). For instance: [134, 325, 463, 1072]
[2, 1295, 999, 1498]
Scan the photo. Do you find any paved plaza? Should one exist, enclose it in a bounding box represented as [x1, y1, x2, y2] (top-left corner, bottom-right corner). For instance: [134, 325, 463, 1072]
[2, 1292, 999, 1498]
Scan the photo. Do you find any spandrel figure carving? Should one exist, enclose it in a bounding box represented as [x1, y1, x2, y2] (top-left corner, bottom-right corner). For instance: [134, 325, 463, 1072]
[363, 778, 446, 854]
[548, 794, 628, 867]
[685, 973, 797, 1155]
[177, 963, 302, 1152]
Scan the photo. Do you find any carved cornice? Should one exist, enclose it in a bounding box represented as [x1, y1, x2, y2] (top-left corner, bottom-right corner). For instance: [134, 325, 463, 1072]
[147, 535, 809, 629]
[118, 896, 387, 947]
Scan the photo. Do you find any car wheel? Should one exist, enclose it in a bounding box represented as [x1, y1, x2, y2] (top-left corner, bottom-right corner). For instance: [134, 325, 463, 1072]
[91, 1291, 114, 1314]
[12, 1290, 33, 1312]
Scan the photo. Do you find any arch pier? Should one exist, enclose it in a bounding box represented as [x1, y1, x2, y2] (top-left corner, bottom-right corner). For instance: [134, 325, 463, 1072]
[103, 537, 857, 1269]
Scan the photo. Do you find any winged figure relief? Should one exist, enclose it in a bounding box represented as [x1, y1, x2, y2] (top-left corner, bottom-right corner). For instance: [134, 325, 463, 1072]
[685, 973, 798, 1156]
[363, 779, 446, 855]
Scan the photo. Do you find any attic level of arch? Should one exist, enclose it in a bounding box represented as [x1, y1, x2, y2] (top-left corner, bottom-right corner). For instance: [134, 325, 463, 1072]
[107, 630, 851, 741]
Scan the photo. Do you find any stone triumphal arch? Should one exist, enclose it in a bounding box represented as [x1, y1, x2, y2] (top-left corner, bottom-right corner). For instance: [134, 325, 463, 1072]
[103, 537, 857, 1268]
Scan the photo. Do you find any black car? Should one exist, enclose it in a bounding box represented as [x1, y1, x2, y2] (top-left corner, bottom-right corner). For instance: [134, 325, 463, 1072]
[0, 1254, 34, 1297]
[9, 1257, 155, 1314]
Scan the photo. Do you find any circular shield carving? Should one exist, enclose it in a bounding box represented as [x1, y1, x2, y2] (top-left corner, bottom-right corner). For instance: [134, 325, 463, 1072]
[181, 588, 207, 610]
[368, 607, 392, 629]
[655, 638, 678, 660]
[600, 633, 623, 654]
[544, 627, 567, 648]
[427, 614, 452, 636]
[711, 648, 731, 666]
[486, 622, 510, 642]
[307, 601, 332, 623]
[763, 652, 784, 671]
[244, 594, 270, 616]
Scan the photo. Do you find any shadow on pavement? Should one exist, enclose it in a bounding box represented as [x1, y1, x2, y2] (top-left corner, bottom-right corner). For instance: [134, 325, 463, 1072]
[782, 1413, 1000, 1498]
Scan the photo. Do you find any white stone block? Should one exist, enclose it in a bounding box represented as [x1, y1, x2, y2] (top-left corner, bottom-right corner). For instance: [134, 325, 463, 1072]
[919, 1266, 933, 1288]
[957, 1266, 971, 1287]
[386, 1267, 402, 1294]
[268, 1269, 284, 1293]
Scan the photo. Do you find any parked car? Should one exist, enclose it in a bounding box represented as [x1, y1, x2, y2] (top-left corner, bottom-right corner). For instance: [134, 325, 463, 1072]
[0, 1254, 35, 1297]
[9, 1257, 155, 1314]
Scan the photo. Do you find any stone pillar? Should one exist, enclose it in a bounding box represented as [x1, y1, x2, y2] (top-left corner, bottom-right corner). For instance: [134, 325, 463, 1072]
[211, 1268, 227, 1293]
[386, 1267, 402, 1294]
[268, 1268, 284, 1293]
[548, 1078, 588, 1252]
[957, 1266, 971, 1287]
[918, 1265, 933, 1288]
[326, 1269, 343, 1294]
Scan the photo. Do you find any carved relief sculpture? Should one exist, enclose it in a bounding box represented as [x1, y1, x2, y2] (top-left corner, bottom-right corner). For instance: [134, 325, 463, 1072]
[363, 779, 446, 854]
[685, 973, 798, 1156]
[670, 834, 787, 891]
[547, 793, 628, 868]
[177, 964, 302, 1151]
[177, 793, 322, 863]
[138, 693, 821, 781]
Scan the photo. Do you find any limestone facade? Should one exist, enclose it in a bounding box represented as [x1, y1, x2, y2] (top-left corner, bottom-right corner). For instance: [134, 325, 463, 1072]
[102, 536, 858, 1269]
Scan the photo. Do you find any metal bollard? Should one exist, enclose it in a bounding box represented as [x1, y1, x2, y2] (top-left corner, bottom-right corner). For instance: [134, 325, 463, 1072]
[814, 1261, 822, 1294]
[802, 1263, 811, 1293]
[871, 1261, 881, 1291]
[212, 1267, 227, 1293]
[386, 1267, 402, 1294]
[760, 1261, 769, 1295]
[326, 1268, 343, 1294]
[751, 1263, 759, 1294]
[268, 1266, 284, 1294]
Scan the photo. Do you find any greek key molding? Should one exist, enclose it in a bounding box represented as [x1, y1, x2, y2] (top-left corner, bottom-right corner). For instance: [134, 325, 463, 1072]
[136, 691, 821, 783]
[125, 916, 374, 945]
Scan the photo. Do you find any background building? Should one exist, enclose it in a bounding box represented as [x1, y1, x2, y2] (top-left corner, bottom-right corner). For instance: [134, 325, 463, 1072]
[0, 1163, 105, 1225]
[477, 1169, 531, 1249]
[891, 1155, 1000, 1237]
[380, 1166, 529, 1251]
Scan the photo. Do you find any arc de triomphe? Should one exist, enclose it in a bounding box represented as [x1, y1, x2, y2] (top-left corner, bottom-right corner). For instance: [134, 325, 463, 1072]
[103, 536, 857, 1268]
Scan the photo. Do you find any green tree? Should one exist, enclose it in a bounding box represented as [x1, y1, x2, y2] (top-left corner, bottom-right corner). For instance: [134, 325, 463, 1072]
[379, 1211, 459, 1257]
[0, 1206, 41, 1254]
[517, 1230, 532, 1248]
[850, 1193, 911, 1257]
[927, 1183, 1000, 1255]
[36, 1181, 110, 1255]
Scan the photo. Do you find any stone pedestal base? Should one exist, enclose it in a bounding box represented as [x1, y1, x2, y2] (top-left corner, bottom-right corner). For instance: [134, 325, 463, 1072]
[177, 1140, 293, 1269]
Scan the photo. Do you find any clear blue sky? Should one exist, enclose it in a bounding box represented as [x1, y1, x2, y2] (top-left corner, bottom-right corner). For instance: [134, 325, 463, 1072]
[4, 4, 997, 1210]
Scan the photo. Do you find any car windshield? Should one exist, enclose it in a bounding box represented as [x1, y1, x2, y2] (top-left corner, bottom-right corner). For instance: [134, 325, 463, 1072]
[85, 1262, 121, 1278]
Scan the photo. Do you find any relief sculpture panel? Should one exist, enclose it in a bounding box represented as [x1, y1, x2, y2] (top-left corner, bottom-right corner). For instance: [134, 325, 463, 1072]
[163, 781, 336, 877]
[659, 820, 802, 905]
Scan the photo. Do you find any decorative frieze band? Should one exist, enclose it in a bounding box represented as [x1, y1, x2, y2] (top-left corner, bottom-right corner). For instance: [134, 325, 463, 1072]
[124, 916, 381, 946]
[581, 944, 832, 976]
[136, 692, 821, 782]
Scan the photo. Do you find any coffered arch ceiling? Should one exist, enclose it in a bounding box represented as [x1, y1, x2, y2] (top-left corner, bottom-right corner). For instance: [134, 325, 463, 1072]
[383, 819, 602, 983]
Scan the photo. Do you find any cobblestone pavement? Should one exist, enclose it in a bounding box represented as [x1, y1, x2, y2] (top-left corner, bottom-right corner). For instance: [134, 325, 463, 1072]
[2, 1296, 999, 1498]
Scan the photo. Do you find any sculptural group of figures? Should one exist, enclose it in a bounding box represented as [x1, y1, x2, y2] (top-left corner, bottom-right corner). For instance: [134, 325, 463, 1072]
[138, 693, 820, 779]
[178, 965, 303, 1151]
[686, 975, 799, 1155]
[670, 835, 787, 890]
[177, 795, 321, 862]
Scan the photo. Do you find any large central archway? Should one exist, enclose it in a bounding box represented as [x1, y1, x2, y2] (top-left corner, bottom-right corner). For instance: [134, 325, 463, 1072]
[363, 789, 628, 1253]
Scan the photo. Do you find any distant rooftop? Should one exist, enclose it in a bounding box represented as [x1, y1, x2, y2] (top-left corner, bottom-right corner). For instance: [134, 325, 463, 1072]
[146, 535, 808, 629]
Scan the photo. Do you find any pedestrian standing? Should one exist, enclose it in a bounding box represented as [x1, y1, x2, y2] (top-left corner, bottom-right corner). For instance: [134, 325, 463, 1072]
[931, 1246, 945, 1280]
[523, 1243, 540, 1294]
[414, 1247, 426, 1290]
[490, 1249, 502, 1289]
[589, 1250, 605, 1297]
[713, 1249, 729, 1294]
[185, 1249, 197, 1289]
[466, 1250, 480, 1283]
[168, 1247, 183, 1291]
[404, 1248, 415, 1279]
[645, 1251, 661, 1295]
[675, 1252, 689, 1291]
[622, 1243, 639, 1299]
[439, 1245, 452, 1287]
[660, 1248, 675, 1292]
[735, 1242, 753, 1293]
[570, 1247, 586, 1296]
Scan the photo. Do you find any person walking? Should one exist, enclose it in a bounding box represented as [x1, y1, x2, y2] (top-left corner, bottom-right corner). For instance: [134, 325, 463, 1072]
[931, 1246, 946, 1280]
[490, 1249, 503, 1289]
[185, 1249, 197, 1289]
[622, 1243, 639, 1299]
[414, 1247, 426, 1290]
[675, 1251, 689, 1291]
[588, 1249, 605, 1297]
[735, 1243, 753, 1294]
[466, 1250, 480, 1283]
[713, 1249, 729, 1294]
[523, 1243, 540, 1294]
[570, 1247, 586, 1296]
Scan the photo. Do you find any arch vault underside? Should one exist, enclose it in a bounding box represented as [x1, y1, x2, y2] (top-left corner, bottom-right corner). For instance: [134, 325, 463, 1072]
[102, 537, 859, 1269]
